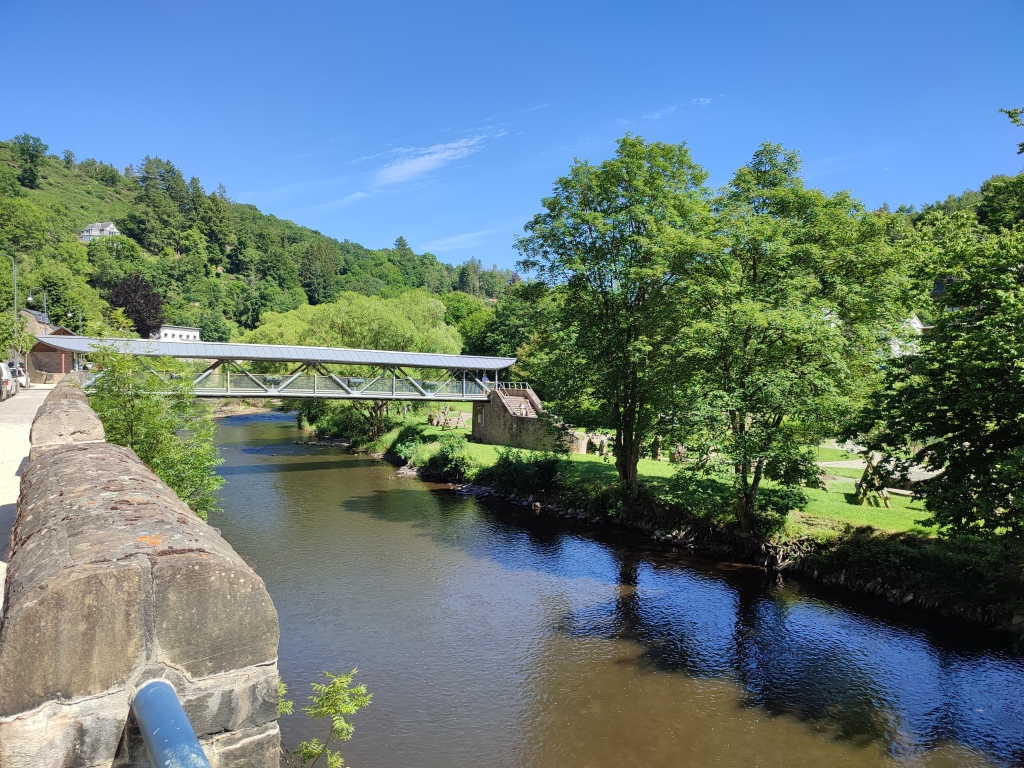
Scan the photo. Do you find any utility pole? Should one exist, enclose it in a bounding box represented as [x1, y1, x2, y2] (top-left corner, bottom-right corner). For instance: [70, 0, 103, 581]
[3, 252, 17, 370]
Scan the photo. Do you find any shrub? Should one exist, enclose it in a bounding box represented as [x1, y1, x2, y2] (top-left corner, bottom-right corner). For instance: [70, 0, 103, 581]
[388, 423, 427, 462]
[88, 350, 224, 519]
[477, 447, 565, 496]
[422, 433, 475, 481]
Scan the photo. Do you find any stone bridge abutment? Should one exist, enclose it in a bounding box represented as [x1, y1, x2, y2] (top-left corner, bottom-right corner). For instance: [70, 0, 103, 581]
[0, 376, 281, 767]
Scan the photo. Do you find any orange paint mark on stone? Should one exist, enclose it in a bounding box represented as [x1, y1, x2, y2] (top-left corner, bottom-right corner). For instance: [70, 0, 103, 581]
[136, 535, 161, 547]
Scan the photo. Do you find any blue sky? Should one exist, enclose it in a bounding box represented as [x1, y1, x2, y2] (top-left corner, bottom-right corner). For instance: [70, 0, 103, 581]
[2, 0, 1022, 269]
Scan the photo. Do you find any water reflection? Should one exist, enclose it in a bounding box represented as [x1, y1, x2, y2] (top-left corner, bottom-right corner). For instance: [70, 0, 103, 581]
[211, 414, 1024, 768]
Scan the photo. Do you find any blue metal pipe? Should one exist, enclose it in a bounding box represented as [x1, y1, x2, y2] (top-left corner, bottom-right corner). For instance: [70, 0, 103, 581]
[131, 680, 211, 768]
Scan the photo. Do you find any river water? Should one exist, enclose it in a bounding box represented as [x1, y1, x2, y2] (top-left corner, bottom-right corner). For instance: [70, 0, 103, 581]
[210, 413, 1024, 768]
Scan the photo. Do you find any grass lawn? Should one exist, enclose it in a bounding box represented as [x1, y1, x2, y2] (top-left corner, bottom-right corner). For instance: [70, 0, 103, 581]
[824, 466, 867, 480]
[810, 445, 861, 462]
[796, 487, 931, 535]
[374, 419, 931, 537]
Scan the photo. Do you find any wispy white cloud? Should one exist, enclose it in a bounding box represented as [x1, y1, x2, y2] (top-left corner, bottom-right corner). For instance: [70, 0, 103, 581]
[373, 137, 483, 186]
[643, 105, 677, 119]
[691, 97, 712, 106]
[421, 229, 497, 251]
[303, 189, 370, 212]
[521, 103, 550, 113]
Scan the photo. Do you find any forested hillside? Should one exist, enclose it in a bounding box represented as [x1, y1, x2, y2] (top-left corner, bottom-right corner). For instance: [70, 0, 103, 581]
[0, 133, 514, 345]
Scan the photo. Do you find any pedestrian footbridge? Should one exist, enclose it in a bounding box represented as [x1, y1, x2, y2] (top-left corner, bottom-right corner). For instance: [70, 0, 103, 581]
[35, 335, 516, 402]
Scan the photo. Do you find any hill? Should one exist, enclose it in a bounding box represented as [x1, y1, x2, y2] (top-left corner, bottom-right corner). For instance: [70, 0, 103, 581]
[0, 133, 513, 343]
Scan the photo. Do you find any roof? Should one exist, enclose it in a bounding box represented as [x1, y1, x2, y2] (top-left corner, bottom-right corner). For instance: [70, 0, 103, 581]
[34, 335, 517, 371]
[82, 222, 117, 230]
[20, 308, 51, 326]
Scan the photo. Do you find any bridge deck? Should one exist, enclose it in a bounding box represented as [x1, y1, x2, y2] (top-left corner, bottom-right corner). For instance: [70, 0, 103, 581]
[39, 335, 516, 402]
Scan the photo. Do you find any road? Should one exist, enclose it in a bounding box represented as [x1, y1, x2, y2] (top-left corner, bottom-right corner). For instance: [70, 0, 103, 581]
[0, 385, 52, 563]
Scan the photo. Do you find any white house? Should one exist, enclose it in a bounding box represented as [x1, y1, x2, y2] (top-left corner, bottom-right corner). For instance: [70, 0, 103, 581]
[78, 222, 121, 243]
[155, 325, 202, 342]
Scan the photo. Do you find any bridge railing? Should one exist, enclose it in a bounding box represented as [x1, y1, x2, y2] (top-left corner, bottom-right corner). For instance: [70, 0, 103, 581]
[85, 366, 501, 400]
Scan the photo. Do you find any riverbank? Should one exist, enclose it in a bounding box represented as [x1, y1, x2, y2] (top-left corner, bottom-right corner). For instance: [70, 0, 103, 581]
[337, 416, 1024, 639]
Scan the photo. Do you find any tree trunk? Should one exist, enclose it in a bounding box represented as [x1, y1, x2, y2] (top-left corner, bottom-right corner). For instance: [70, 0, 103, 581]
[614, 430, 640, 490]
[736, 492, 756, 534]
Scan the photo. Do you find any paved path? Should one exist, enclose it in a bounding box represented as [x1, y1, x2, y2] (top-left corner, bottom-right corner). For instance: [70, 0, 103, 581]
[0, 386, 52, 564]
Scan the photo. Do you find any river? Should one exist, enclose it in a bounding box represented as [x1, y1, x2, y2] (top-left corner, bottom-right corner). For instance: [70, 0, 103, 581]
[210, 413, 1024, 768]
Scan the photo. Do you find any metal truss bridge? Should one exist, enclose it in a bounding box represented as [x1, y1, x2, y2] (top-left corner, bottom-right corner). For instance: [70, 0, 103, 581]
[37, 335, 516, 402]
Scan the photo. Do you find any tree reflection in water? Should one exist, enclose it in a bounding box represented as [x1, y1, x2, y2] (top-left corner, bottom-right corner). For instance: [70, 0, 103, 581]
[556, 549, 1024, 761]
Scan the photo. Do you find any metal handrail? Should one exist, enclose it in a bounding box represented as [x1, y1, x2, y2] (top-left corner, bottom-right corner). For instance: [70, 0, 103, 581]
[495, 381, 532, 390]
[132, 680, 211, 767]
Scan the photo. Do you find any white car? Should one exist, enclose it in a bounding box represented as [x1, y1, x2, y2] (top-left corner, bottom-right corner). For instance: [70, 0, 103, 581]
[7, 363, 27, 389]
[0, 363, 15, 401]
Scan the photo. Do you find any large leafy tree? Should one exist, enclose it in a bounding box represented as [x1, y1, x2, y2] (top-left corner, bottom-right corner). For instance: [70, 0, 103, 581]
[850, 213, 1024, 537]
[516, 135, 714, 486]
[109, 274, 164, 338]
[247, 290, 461, 437]
[677, 143, 913, 532]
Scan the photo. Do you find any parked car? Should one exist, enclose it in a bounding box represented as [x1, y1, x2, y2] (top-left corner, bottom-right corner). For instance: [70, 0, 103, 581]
[0, 363, 15, 400]
[7, 363, 27, 389]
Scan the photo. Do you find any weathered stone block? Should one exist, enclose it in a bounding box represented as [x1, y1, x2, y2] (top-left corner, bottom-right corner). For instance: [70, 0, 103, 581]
[0, 689, 131, 768]
[153, 554, 279, 677]
[30, 398, 105, 448]
[0, 558, 146, 715]
[203, 722, 282, 768]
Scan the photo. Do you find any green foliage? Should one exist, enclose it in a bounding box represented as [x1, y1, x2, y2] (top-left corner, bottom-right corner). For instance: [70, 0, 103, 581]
[11, 134, 48, 189]
[516, 135, 714, 487]
[0, 135, 497, 347]
[301, 240, 341, 305]
[849, 213, 1024, 537]
[477, 446, 564, 496]
[422, 433, 475, 480]
[282, 669, 372, 768]
[278, 679, 294, 717]
[87, 350, 224, 519]
[87, 234, 148, 289]
[666, 142, 910, 532]
[1000, 105, 1024, 155]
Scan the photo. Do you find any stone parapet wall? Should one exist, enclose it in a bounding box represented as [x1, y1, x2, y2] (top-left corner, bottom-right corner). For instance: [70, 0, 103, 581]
[0, 377, 281, 767]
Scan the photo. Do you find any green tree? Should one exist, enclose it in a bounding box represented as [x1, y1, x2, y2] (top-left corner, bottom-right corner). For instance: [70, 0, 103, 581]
[10, 134, 48, 189]
[516, 135, 713, 487]
[849, 213, 1024, 537]
[248, 291, 461, 437]
[61, 149, 75, 168]
[301, 240, 340, 305]
[0, 197, 49, 255]
[677, 143, 912, 532]
[87, 235, 148, 289]
[1000, 105, 1024, 155]
[88, 351, 224, 519]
